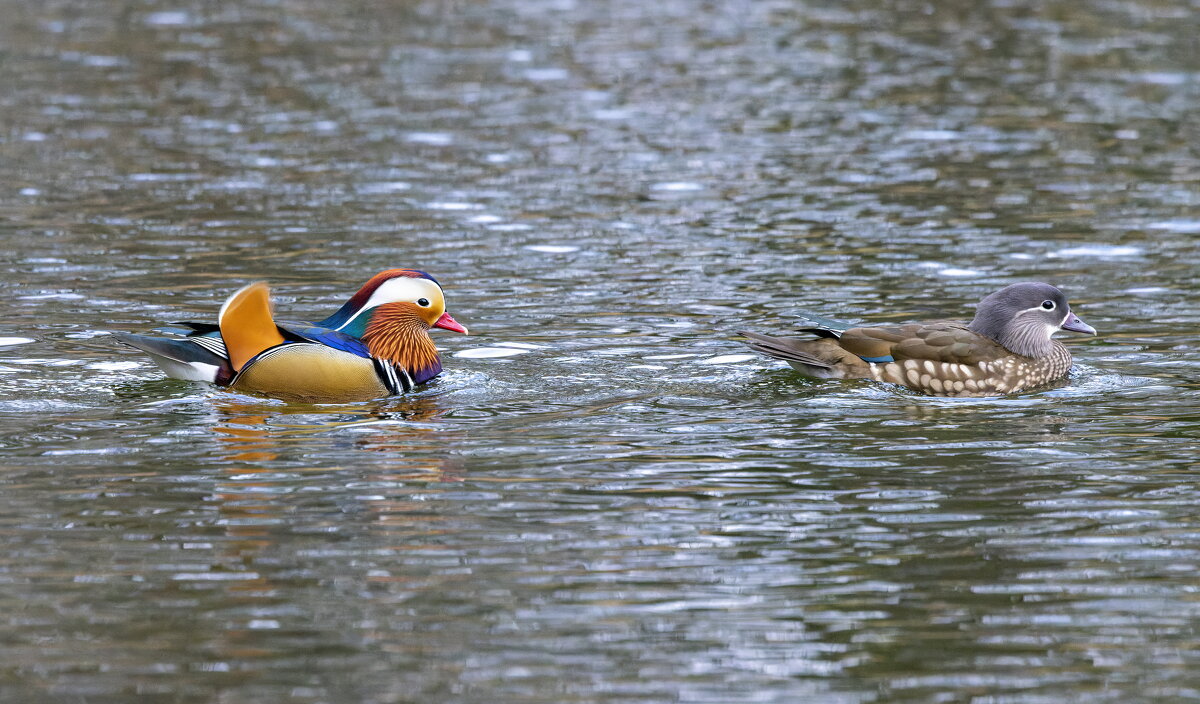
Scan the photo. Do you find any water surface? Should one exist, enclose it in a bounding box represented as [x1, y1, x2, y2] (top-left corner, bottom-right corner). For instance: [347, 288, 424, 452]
[1, 1, 1199, 701]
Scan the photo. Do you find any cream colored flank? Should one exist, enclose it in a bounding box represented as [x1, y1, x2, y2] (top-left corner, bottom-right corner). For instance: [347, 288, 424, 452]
[233, 344, 391, 403]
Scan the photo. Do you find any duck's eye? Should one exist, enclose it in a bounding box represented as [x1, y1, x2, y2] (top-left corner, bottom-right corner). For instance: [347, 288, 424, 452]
[1041, 300, 1055, 310]
[417, 298, 431, 307]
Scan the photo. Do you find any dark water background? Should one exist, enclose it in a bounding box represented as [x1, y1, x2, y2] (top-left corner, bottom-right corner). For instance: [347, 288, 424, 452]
[1, 0, 1199, 701]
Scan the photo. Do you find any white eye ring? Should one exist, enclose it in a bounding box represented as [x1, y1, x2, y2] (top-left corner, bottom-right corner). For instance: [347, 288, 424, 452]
[1040, 300, 1055, 310]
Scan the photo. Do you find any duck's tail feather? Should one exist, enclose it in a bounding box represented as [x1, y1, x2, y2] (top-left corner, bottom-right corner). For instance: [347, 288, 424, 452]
[115, 332, 229, 383]
[739, 330, 867, 379]
[740, 331, 834, 369]
[218, 282, 287, 372]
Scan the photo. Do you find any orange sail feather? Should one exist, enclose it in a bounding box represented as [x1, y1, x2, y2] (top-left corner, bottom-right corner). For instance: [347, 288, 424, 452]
[218, 282, 286, 371]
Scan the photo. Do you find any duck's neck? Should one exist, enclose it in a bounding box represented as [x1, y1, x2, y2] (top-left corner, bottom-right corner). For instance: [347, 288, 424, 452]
[358, 306, 442, 384]
[970, 319, 1055, 359]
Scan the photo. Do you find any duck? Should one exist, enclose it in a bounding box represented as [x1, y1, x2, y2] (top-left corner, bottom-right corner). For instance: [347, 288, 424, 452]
[740, 282, 1095, 397]
[115, 269, 468, 402]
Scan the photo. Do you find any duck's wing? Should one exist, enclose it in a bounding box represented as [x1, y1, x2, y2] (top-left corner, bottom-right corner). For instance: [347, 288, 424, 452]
[840, 322, 1009, 365]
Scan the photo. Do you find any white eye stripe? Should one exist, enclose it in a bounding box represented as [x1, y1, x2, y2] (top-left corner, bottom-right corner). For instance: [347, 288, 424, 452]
[1015, 303, 1063, 316]
[336, 278, 444, 330]
[1018, 307, 1074, 332]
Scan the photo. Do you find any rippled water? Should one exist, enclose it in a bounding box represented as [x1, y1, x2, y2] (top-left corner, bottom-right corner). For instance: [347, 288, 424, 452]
[2, 0, 1200, 701]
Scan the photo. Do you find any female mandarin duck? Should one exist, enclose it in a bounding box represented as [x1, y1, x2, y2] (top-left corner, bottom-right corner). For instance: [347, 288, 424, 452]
[741, 282, 1096, 397]
[116, 269, 467, 402]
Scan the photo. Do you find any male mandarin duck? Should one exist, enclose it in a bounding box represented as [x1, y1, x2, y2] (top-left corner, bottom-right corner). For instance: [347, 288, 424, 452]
[740, 282, 1096, 397]
[116, 269, 467, 402]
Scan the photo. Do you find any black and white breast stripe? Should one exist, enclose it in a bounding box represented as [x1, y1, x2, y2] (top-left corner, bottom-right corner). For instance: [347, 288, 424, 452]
[372, 359, 414, 394]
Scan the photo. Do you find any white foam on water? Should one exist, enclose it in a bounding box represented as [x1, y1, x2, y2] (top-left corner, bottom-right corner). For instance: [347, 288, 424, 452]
[171, 572, 261, 581]
[405, 132, 453, 146]
[650, 181, 703, 192]
[1147, 220, 1200, 234]
[20, 292, 84, 300]
[10, 358, 82, 367]
[426, 202, 482, 211]
[455, 347, 531, 359]
[88, 361, 140, 371]
[901, 129, 962, 141]
[699, 354, 757, 365]
[525, 67, 569, 81]
[357, 181, 410, 194]
[524, 245, 579, 253]
[1054, 245, 1141, 257]
[918, 262, 981, 276]
[145, 11, 189, 25]
[1137, 71, 1188, 85]
[594, 109, 632, 120]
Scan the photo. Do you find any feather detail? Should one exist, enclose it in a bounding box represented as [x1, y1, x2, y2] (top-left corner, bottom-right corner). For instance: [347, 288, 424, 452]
[361, 302, 443, 384]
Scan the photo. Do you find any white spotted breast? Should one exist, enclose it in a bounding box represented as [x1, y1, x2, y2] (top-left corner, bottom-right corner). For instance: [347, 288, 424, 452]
[867, 342, 1073, 397]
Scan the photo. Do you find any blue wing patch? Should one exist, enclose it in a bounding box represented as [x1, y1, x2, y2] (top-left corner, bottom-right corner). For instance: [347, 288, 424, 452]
[279, 323, 371, 359]
[858, 355, 895, 363]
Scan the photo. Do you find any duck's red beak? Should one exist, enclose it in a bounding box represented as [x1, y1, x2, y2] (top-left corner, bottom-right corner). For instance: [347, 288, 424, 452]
[433, 312, 468, 334]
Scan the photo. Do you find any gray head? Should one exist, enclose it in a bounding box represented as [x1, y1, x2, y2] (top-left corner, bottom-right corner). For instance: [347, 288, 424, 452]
[967, 282, 1096, 357]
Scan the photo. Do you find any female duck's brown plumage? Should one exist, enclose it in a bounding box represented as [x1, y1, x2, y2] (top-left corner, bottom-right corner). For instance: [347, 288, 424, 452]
[740, 282, 1096, 397]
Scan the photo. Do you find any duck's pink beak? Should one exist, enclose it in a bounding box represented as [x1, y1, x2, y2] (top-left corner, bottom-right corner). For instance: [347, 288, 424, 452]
[434, 312, 468, 334]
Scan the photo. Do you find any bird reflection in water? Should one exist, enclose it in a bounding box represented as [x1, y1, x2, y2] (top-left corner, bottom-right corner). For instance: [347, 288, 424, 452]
[209, 396, 466, 543]
[212, 397, 463, 470]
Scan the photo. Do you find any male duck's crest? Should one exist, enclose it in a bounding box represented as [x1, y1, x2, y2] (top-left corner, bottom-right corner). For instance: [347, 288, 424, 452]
[740, 282, 1096, 397]
[116, 270, 468, 403]
[321, 269, 447, 330]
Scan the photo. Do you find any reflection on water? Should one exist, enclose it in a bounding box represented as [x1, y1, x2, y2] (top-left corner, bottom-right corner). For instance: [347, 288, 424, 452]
[1, 0, 1200, 701]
